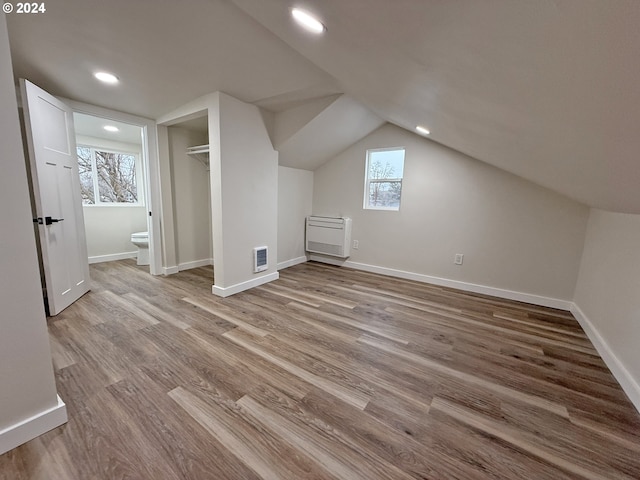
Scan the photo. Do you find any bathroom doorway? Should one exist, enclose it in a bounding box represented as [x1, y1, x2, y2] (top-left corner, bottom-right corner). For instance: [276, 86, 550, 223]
[73, 113, 148, 269]
[66, 100, 162, 274]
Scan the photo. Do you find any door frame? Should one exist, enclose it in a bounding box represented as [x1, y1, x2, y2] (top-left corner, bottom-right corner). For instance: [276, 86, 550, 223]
[62, 99, 163, 275]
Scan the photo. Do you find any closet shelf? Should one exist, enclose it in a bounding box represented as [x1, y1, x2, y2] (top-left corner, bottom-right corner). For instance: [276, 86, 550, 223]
[186, 144, 210, 168]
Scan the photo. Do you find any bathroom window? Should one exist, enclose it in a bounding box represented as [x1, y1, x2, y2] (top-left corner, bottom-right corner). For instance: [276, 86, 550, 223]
[363, 147, 405, 210]
[77, 145, 140, 205]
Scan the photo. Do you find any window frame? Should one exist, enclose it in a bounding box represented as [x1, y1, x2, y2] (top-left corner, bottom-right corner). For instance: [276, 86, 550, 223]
[77, 144, 143, 207]
[363, 146, 405, 211]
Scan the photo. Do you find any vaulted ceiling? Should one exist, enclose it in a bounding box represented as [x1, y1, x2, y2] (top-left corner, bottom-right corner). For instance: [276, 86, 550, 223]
[6, 1, 640, 212]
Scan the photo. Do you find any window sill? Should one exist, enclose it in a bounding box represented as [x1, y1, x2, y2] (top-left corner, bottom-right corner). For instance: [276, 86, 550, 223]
[364, 206, 400, 211]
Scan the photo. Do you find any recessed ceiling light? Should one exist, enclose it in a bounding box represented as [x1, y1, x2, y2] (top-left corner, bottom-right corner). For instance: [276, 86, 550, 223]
[291, 8, 325, 34]
[94, 71, 119, 84]
[416, 126, 430, 135]
[103, 125, 119, 132]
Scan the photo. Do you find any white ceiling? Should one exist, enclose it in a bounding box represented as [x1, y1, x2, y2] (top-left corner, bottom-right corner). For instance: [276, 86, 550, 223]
[7, 1, 640, 212]
[6, 0, 341, 117]
[74, 113, 143, 145]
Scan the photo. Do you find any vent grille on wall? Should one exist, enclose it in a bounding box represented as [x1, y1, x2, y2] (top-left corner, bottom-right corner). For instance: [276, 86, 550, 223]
[253, 246, 268, 273]
[307, 241, 343, 257]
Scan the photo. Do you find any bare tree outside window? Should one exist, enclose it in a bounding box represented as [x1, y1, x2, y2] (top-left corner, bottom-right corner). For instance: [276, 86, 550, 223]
[95, 151, 137, 203]
[77, 146, 94, 204]
[77, 146, 139, 205]
[364, 148, 405, 210]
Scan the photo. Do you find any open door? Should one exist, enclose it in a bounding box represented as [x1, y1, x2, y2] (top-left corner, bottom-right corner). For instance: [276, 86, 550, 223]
[21, 79, 90, 315]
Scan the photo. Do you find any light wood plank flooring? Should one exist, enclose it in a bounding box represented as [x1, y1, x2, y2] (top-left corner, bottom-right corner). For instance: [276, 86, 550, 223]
[2, 259, 640, 479]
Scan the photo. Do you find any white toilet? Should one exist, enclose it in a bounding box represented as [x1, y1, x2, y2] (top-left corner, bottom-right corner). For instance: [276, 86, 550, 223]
[130, 231, 150, 266]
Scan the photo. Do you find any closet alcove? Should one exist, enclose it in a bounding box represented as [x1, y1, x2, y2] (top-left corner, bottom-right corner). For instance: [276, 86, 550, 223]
[167, 115, 213, 271]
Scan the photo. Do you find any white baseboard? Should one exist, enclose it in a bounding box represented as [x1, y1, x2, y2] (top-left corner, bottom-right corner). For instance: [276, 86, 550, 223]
[277, 256, 308, 270]
[163, 266, 180, 275]
[0, 395, 67, 455]
[88, 251, 137, 264]
[178, 258, 214, 271]
[570, 304, 640, 414]
[212, 271, 279, 298]
[310, 259, 572, 311]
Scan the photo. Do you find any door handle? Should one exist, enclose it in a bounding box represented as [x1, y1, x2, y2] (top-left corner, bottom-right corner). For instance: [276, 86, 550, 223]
[33, 217, 64, 225]
[44, 216, 64, 225]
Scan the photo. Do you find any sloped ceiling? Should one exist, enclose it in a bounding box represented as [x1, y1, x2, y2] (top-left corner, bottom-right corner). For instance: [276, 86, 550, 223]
[274, 94, 385, 170]
[232, 0, 640, 213]
[7, 1, 640, 212]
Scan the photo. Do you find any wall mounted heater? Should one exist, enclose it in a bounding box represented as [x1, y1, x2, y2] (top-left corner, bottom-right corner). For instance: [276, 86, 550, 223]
[253, 246, 268, 273]
[306, 216, 352, 258]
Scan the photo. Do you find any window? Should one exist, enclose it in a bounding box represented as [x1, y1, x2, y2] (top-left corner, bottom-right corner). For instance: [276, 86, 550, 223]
[77, 145, 140, 205]
[364, 147, 405, 210]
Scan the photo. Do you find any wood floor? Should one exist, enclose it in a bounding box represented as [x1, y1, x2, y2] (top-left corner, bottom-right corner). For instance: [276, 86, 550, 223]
[2, 260, 640, 479]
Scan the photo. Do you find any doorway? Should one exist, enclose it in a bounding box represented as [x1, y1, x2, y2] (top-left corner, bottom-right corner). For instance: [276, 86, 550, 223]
[156, 110, 213, 277]
[73, 113, 149, 269]
[168, 116, 213, 272]
[65, 99, 163, 275]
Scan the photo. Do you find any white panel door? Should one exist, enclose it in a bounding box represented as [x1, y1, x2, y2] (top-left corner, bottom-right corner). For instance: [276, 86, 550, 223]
[21, 79, 90, 315]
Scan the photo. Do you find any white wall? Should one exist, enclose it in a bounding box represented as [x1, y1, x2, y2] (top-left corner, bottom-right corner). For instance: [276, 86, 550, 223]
[83, 206, 147, 261]
[167, 126, 212, 269]
[313, 123, 589, 304]
[277, 166, 313, 268]
[210, 92, 279, 294]
[0, 13, 64, 453]
[76, 135, 147, 262]
[156, 92, 278, 292]
[573, 210, 640, 409]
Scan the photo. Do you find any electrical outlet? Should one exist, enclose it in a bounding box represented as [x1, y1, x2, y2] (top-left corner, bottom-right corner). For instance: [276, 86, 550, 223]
[454, 253, 464, 265]
[353, 240, 359, 249]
